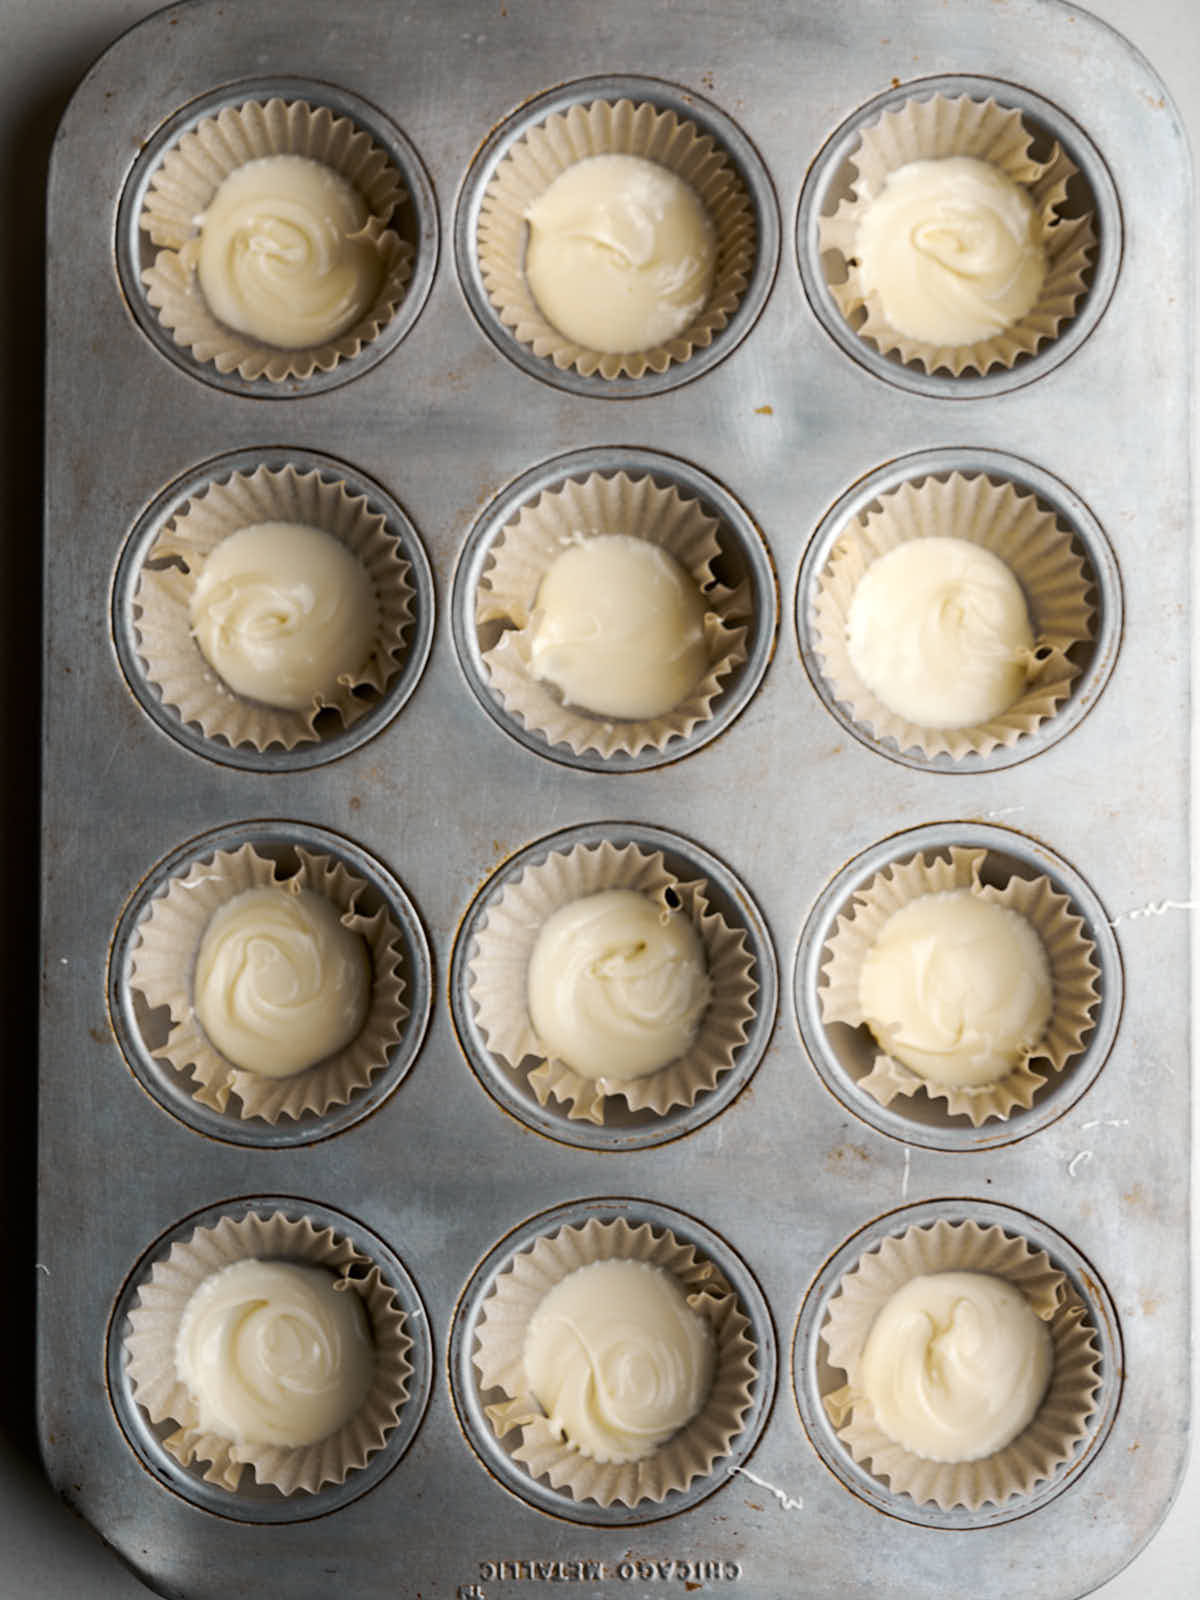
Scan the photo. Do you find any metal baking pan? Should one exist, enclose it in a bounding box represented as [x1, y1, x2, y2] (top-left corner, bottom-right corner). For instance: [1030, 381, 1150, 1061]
[39, 1, 1190, 1595]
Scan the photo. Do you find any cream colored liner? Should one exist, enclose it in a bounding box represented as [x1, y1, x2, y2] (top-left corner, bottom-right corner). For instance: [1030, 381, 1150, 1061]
[818, 95, 1096, 375]
[473, 1216, 757, 1506]
[476, 471, 750, 758]
[133, 463, 414, 752]
[820, 846, 1100, 1125]
[123, 1210, 413, 1494]
[819, 1218, 1102, 1509]
[477, 98, 756, 379]
[811, 471, 1094, 759]
[128, 842, 408, 1123]
[467, 839, 757, 1125]
[139, 98, 414, 381]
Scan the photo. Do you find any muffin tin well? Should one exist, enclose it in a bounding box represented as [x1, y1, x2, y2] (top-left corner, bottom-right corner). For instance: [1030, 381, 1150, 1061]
[793, 821, 1123, 1152]
[42, 3, 1189, 1598]
[791, 1198, 1122, 1530]
[116, 76, 439, 397]
[451, 445, 779, 772]
[450, 821, 778, 1149]
[795, 447, 1122, 773]
[455, 74, 781, 397]
[106, 1195, 434, 1522]
[796, 74, 1122, 398]
[107, 820, 433, 1147]
[112, 447, 436, 772]
[448, 1196, 776, 1525]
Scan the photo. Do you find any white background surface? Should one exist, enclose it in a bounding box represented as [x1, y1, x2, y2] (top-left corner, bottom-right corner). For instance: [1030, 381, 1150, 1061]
[0, 1, 1194, 1595]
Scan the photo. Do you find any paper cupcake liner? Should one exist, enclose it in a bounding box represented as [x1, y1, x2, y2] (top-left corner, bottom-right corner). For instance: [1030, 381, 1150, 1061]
[472, 1216, 757, 1507]
[139, 98, 415, 382]
[467, 839, 757, 1125]
[133, 464, 414, 752]
[122, 1210, 413, 1495]
[477, 98, 756, 379]
[820, 846, 1100, 1125]
[128, 841, 408, 1123]
[811, 471, 1094, 759]
[819, 1218, 1102, 1509]
[818, 94, 1096, 375]
[476, 471, 750, 759]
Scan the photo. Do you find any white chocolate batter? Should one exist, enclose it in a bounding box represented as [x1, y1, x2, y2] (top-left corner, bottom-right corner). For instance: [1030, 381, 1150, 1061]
[524, 154, 715, 352]
[854, 156, 1046, 345]
[197, 154, 381, 348]
[193, 886, 371, 1078]
[523, 1259, 714, 1463]
[527, 889, 710, 1083]
[860, 1270, 1053, 1462]
[845, 536, 1035, 729]
[857, 888, 1052, 1087]
[189, 521, 378, 711]
[528, 534, 709, 720]
[175, 1258, 374, 1448]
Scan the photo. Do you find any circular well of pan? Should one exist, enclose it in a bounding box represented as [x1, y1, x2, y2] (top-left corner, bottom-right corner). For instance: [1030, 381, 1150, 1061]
[112, 446, 436, 773]
[793, 821, 1122, 1152]
[107, 1194, 433, 1523]
[792, 1197, 1122, 1529]
[452, 445, 778, 773]
[455, 73, 780, 398]
[116, 76, 439, 398]
[448, 1195, 776, 1526]
[796, 74, 1121, 398]
[108, 819, 433, 1148]
[795, 446, 1122, 775]
[450, 820, 778, 1150]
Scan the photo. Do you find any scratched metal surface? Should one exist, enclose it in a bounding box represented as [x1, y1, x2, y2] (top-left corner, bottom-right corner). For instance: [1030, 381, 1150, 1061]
[39, 1, 1191, 1596]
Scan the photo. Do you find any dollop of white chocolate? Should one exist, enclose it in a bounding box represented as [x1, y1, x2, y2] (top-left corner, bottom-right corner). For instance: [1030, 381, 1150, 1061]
[197, 154, 382, 348]
[528, 535, 709, 720]
[523, 1259, 714, 1463]
[193, 886, 371, 1078]
[857, 888, 1052, 1087]
[527, 889, 711, 1083]
[524, 154, 715, 353]
[189, 521, 379, 711]
[854, 156, 1046, 345]
[845, 536, 1035, 730]
[175, 1258, 374, 1449]
[860, 1270, 1053, 1462]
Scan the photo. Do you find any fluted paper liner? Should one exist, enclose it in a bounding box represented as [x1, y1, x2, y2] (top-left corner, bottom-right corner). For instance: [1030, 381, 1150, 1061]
[468, 839, 757, 1125]
[477, 98, 756, 379]
[818, 95, 1096, 375]
[820, 846, 1100, 1125]
[819, 1218, 1102, 1509]
[476, 471, 750, 758]
[139, 98, 415, 381]
[122, 1210, 413, 1494]
[128, 842, 408, 1123]
[133, 464, 415, 752]
[472, 1216, 757, 1506]
[811, 472, 1094, 759]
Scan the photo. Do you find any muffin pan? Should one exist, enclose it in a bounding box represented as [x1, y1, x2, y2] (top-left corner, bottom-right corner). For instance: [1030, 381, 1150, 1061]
[40, 2, 1189, 1598]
